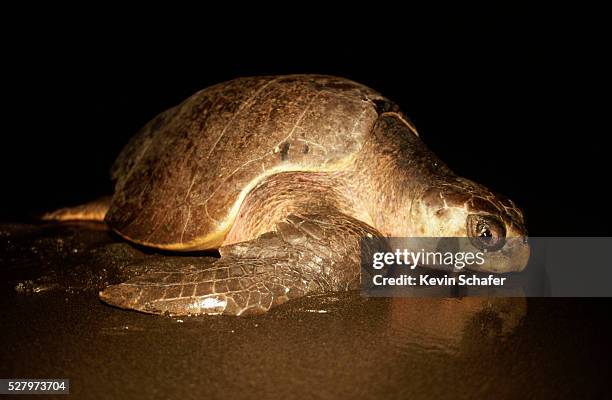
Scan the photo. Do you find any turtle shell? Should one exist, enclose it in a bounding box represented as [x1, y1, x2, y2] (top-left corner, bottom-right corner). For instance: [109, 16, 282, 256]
[106, 75, 394, 250]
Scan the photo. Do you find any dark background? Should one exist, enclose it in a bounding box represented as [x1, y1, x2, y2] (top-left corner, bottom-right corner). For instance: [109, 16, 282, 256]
[1, 22, 608, 236]
[2, 18, 611, 399]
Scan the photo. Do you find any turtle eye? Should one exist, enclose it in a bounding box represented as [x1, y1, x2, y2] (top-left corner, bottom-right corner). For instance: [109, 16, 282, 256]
[467, 214, 506, 251]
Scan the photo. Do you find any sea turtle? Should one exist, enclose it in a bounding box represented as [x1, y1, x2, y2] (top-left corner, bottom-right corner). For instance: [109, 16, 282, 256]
[45, 75, 529, 316]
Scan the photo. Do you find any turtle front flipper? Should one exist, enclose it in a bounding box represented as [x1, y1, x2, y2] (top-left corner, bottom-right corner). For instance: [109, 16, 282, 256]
[99, 212, 385, 316]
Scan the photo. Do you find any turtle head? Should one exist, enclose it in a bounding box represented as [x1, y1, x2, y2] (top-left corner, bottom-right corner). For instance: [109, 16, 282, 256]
[411, 177, 529, 273]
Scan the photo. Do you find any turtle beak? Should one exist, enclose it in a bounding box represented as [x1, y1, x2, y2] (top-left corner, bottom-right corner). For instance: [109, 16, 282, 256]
[504, 236, 530, 272]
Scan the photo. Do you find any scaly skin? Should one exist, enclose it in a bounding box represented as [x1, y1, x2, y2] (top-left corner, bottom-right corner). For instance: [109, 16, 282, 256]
[100, 212, 385, 315]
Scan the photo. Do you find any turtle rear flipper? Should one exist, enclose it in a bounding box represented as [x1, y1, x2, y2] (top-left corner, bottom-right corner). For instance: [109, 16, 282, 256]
[42, 196, 111, 222]
[100, 212, 385, 316]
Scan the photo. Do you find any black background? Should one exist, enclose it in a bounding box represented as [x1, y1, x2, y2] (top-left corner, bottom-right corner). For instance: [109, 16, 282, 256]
[1, 20, 608, 236]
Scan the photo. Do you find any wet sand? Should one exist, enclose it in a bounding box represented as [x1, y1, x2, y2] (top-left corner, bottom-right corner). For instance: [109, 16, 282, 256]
[1, 223, 610, 399]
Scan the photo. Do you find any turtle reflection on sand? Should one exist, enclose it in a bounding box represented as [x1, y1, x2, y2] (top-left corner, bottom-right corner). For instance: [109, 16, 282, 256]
[387, 297, 527, 354]
[44, 75, 529, 316]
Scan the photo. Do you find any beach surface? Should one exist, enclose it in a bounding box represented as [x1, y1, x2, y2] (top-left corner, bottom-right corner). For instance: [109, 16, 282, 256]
[0, 222, 609, 399]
